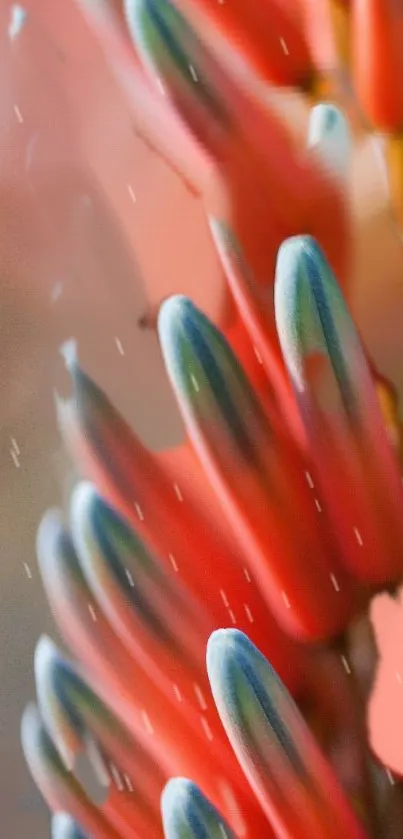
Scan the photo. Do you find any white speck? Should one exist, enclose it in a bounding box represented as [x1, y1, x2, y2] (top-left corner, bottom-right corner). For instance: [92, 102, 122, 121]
[8, 5, 27, 41]
[282, 591, 291, 609]
[253, 346, 263, 364]
[190, 374, 200, 392]
[115, 336, 125, 356]
[200, 716, 213, 741]
[280, 38, 289, 55]
[173, 483, 183, 502]
[340, 654, 351, 674]
[220, 589, 229, 607]
[189, 64, 199, 82]
[228, 609, 236, 625]
[169, 553, 179, 572]
[127, 183, 136, 204]
[141, 710, 154, 735]
[354, 527, 363, 546]
[305, 471, 314, 489]
[88, 604, 97, 622]
[14, 104, 23, 123]
[10, 449, 20, 468]
[23, 563, 32, 579]
[330, 573, 340, 592]
[314, 498, 322, 512]
[386, 768, 396, 786]
[194, 683, 207, 710]
[397, 671, 403, 684]
[173, 683, 183, 702]
[244, 604, 254, 623]
[10, 436, 20, 455]
[243, 567, 251, 582]
[134, 502, 144, 521]
[124, 773, 133, 793]
[125, 568, 134, 587]
[51, 281, 63, 303]
[110, 763, 124, 791]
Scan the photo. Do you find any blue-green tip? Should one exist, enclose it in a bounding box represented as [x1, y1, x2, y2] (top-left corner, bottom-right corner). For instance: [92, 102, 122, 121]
[275, 233, 328, 306]
[207, 629, 305, 776]
[158, 293, 193, 346]
[308, 103, 351, 179]
[274, 235, 333, 381]
[275, 233, 355, 412]
[161, 777, 235, 839]
[158, 295, 202, 395]
[52, 813, 89, 839]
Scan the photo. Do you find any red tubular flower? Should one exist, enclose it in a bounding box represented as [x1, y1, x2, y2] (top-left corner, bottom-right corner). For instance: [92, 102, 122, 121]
[56, 348, 312, 688]
[34, 512, 272, 833]
[352, 0, 403, 132]
[165, 0, 314, 87]
[296, 0, 340, 76]
[127, 0, 350, 360]
[158, 295, 358, 640]
[275, 235, 403, 585]
[77, 0, 352, 421]
[22, 705, 123, 839]
[52, 813, 91, 839]
[19, 3, 403, 838]
[207, 629, 369, 839]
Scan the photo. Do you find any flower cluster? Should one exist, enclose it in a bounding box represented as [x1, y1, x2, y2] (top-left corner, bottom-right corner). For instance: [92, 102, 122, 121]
[21, 0, 403, 837]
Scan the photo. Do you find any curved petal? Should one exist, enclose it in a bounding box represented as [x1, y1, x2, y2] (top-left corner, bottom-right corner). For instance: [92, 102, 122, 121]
[56, 356, 310, 687]
[275, 235, 403, 584]
[52, 813, 90, 839]
[207, 630, 369, 839]
[161, 778, 239, 839]
[158, 295, 357, 640]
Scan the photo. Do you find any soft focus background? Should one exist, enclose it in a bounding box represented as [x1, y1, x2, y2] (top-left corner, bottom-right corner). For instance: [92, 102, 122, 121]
[2, 1, 403, 836]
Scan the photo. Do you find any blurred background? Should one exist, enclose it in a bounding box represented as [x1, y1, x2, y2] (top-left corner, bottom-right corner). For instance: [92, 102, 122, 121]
[2, 1, 403, 836]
